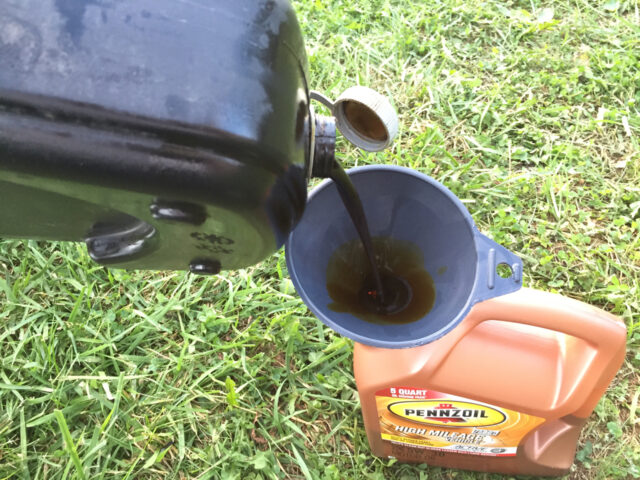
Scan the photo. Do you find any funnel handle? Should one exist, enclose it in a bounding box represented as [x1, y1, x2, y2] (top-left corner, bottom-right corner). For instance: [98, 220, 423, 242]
[473, 232, 523, 303]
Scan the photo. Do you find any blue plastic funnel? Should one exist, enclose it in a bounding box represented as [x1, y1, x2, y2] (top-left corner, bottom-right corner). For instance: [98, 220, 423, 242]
[285, 165, 522, 348]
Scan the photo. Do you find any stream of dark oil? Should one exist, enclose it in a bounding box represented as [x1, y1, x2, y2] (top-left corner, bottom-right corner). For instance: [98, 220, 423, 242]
[328, 164, 385, 302]
[326, 164, 436, 324]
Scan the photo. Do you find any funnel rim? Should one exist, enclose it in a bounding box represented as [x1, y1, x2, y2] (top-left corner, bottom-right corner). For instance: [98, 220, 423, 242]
[306, 165, 477, 232]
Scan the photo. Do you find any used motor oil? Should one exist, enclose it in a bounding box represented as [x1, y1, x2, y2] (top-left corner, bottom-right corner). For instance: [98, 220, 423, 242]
[325, 162, 437, 319]
[354, 288, 627, 476]
[325, 235, 436, 324]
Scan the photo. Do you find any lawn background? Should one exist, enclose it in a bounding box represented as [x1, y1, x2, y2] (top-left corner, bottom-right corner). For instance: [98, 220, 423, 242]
[1, 0, 639, 479]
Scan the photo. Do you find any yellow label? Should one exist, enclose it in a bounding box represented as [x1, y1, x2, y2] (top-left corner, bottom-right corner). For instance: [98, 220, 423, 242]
[376, 387, 545, 457]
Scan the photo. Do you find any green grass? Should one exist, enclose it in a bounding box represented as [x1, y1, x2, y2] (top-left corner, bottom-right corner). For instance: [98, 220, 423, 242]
[1, 0, 639, 479]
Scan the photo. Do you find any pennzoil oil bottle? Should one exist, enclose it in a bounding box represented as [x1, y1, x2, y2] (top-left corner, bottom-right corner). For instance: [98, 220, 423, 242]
[354, 288, 626, 476]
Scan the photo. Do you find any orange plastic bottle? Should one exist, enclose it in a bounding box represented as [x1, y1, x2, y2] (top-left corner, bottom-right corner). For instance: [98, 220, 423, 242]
[354, 288, 627, 476]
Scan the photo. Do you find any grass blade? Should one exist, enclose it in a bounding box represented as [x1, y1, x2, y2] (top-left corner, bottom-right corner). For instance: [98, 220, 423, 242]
[54, 410, 87, 480]
[291, 444, 313, 480]
[20, 407, 30, 480]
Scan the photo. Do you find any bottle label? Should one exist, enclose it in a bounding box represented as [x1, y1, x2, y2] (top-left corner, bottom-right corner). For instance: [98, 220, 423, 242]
[375, 387, 545, 457]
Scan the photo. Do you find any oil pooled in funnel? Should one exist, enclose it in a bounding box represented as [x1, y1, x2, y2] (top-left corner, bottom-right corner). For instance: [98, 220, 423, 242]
[326, 236, 436, 324]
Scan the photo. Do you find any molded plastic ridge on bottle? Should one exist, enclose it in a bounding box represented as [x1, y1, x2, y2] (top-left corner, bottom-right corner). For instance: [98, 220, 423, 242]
[354, 288, 626, 476]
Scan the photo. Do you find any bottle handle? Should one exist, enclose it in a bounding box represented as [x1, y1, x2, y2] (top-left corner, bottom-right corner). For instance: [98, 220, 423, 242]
[463, 288, 627, 414]
[467, 288, 625, 350]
